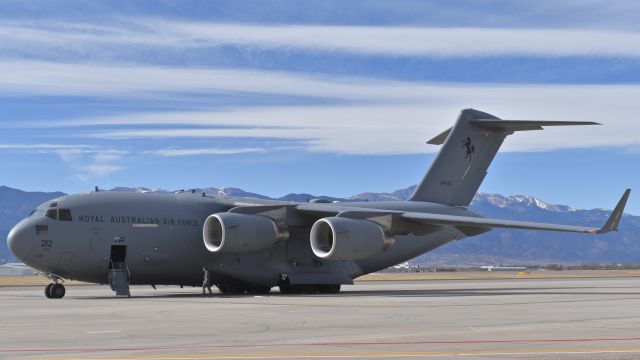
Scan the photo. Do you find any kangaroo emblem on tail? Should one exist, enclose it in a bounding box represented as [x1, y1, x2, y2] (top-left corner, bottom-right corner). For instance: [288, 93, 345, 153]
[462, 137, 475, 161]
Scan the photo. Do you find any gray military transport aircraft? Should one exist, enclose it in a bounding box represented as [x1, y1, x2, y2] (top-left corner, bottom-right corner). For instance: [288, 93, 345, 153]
[7, 109, 631, 298]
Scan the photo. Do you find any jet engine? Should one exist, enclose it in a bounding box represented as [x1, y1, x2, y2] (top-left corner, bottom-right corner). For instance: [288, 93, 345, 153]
[203, 213, 287, 254]
[310, 217, 387, 261]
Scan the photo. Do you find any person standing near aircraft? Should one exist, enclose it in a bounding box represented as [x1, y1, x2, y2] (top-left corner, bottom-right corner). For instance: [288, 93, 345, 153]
[202, 266, 212, 297]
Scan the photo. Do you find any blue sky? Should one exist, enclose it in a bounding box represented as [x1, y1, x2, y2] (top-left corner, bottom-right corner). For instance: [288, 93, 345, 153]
[0, 0, 639, 214]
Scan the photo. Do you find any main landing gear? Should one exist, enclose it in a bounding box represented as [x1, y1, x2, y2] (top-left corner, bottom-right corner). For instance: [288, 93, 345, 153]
[278, 282, 341, 294]
[44, 273, 66, 299]
[277, 275, 342, 294]
[216, 284, 272, 295]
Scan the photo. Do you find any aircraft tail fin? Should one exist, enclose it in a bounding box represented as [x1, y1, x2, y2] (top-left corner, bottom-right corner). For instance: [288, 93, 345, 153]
[409, 109, 599, 206]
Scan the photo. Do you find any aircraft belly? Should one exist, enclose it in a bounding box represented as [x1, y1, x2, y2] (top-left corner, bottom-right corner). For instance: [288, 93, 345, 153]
[198, 227, 362, 287]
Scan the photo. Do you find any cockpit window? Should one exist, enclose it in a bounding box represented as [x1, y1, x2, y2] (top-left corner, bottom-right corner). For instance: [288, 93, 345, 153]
[40, 208, 73, 221]
[50, 202, 58, 208]
[30, 209, 46, 218]
[58, 209, 72, 221]
[45, 209, 57, 220]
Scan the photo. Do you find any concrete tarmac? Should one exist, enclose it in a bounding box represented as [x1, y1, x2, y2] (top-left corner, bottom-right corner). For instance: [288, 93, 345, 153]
[2, 277, 640, 359]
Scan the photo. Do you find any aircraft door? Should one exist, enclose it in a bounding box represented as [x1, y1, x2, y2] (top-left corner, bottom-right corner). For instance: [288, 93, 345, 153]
[109, 245, 127, 269]
[108, 245, 131, 296]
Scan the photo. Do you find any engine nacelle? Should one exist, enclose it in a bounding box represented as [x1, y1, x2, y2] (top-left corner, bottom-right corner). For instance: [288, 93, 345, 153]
[203, 213, 286, 254]
[310, 217, 387, 261]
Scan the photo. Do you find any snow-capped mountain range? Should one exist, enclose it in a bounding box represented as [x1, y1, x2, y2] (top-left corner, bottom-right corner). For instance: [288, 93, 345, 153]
[105, 185, 588, 213]
[1, 185, 637, 265]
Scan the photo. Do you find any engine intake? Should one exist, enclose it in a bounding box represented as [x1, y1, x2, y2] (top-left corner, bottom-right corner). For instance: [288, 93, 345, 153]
[203, 213, 286, 254]
[310, 217, 387, 260]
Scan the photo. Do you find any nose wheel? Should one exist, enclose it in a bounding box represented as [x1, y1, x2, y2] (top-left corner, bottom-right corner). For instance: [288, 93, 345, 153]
[45, 283, 66, 298]
[48, 283, 66, 298]
[43, 273, 66, 299]
[44, 283, 53, 298]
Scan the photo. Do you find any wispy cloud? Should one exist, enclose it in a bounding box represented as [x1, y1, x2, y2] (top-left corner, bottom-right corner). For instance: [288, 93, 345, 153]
[0, 144, 94, 150]
[0, 143, 129, 180]
[147, 21, 640, 58]
[56, 149, 128, 181]
[0, 59, 410, 101]
[31, 98, 637, 155]
[3, 19, 640, 59]
[149, 147, 267, 157]
[1, 19, 639, 156]
[21, 77, 637, 155]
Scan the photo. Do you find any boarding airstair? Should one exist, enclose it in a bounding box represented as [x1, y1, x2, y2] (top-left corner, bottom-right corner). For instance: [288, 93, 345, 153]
[108, 260, 131, 297]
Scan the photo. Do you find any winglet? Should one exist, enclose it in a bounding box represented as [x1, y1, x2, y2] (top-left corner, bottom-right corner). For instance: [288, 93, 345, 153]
[594, 189, 631, 234]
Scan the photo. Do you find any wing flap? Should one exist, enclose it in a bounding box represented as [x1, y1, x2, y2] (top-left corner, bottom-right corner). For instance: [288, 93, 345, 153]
[402, 212, 596, 234]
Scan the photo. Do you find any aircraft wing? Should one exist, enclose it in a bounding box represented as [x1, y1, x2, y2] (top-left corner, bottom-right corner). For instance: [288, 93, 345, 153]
[296, 203, 400, 217]
[404, 189, 629, 234]
[297, 189, 630, 235]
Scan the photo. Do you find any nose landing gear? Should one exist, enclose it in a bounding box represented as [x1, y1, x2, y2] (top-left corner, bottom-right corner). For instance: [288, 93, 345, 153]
[43, 273, 66, 299]
[45, 283, 66, 298]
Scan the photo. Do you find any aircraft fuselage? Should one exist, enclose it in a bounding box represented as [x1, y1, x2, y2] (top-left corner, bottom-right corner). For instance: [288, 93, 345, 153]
[8, 191, 475, 287]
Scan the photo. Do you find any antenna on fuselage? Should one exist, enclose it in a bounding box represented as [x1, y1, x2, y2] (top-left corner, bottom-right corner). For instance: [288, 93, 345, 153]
[95, 186, 99, 192]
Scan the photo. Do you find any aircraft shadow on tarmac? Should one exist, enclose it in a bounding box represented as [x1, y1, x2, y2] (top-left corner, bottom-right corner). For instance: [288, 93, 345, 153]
[78, 286, 640, 300]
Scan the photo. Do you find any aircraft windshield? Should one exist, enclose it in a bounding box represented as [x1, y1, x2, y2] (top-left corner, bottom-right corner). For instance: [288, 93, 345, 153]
[58, 209, 72, 221]
[34, 208, 73, 221]
[29, 209, 46, 218]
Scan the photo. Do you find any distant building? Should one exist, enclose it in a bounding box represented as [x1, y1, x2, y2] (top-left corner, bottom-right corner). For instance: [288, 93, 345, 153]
[481, 265, 527, 272]
[0, 263, 36, 276]
[392, 262, 411, 270]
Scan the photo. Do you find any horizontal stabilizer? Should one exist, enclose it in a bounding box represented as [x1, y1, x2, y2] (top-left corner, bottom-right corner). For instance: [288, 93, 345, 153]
[427, 119, 599, 145]
[427, 127, 453, 145]
[471, 120, 600, 132]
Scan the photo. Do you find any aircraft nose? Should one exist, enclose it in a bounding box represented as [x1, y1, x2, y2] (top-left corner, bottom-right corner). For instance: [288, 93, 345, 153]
[7, 221, 30, 262]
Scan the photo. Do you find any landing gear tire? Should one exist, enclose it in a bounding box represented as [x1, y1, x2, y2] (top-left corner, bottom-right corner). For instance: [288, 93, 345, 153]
[278, 284, 306, 294]
[279, 284, 341, 294]
[249, 286, 271, 295]
[216, 284, 232, 294]
[218, 284, 272, 295]
[45, 283, 54, 298]
[49, 284, 66, 299]
[318, 284, 341, 294]
[217, 284, 245, 295]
